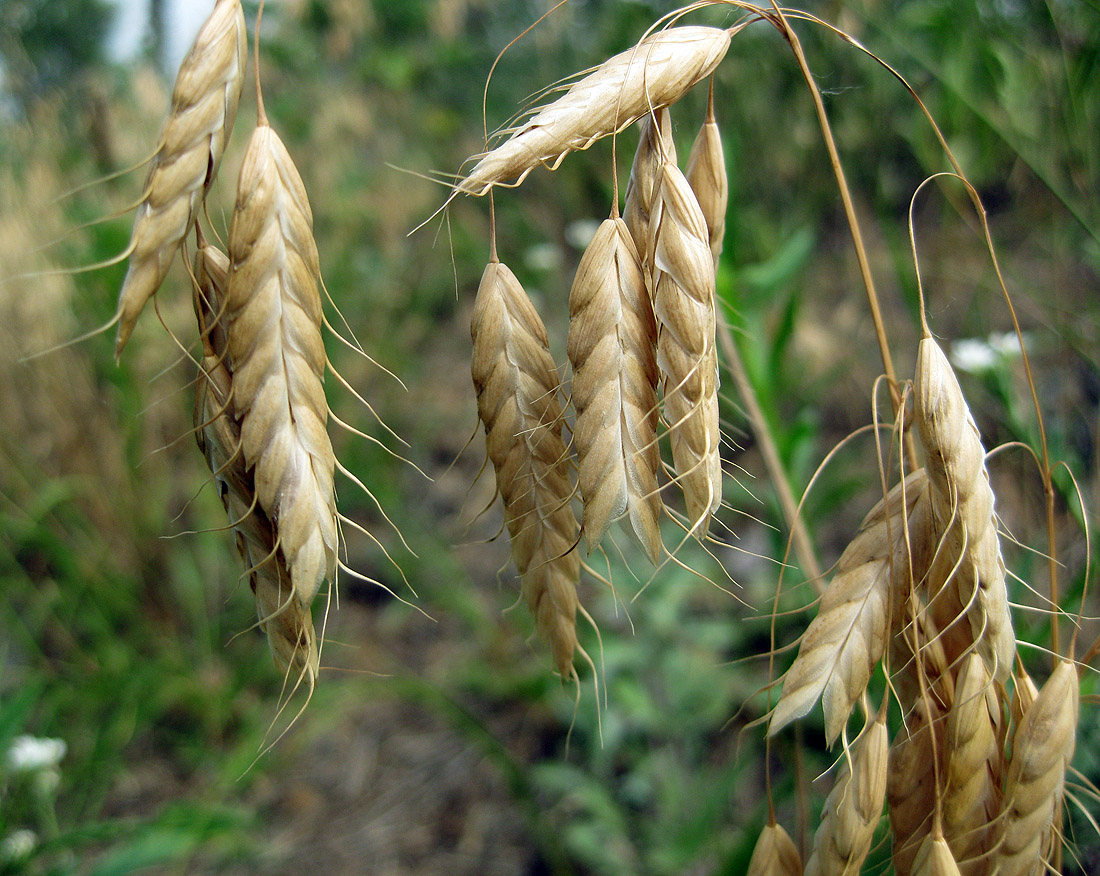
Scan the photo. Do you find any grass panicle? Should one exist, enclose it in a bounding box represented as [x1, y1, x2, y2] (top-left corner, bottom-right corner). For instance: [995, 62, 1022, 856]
[567, 215, 663, 564]
[471, 259, 582, 678]
[746, 820, 804, 876]
[115, 0, 246, 355]
[649, 159, 721, 536]
[225, 121, 338, 610]
[458, 25, 731, 196]
[770, 470, 932, 742]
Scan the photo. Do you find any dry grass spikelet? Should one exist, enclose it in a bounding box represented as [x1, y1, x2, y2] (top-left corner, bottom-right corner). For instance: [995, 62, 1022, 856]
[996, 658, 1078, 876]
[471, 259, 582, 678]
[225, 122, 338, 609]
[567, 216, 662, 564]
[623, 106, 675, 272]
[458, 25, 731, 196]
[805, 708, 889, 876]
[912, 834, 963, 876]
[193, 245, 319, 684]
[915, 335, 1015, 681]
[649, 160, 721, 535]
[770, 470, 932, 742]
[888, 697, 948, 876]
[747, 821, 804, 876]
[684, 83, 726, 269]
[942, 652, 1000, 876]
[116, 0, 246, 355]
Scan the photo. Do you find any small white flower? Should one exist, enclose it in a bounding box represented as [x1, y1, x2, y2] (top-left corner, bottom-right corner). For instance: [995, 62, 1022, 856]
[524, 241, 562, 272]
[6, 735, 66, 774]
[565, 218, 603, 250]
[951, 337, 997, 373]
[950, 331, 1025, 375]
[0, 829, 36, 862]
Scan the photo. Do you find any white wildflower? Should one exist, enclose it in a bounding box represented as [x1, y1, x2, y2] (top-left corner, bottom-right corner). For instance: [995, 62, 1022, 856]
[950, 330, 1026, 374]
[0, 829, 36, 863]
[6, 735, 66, 774]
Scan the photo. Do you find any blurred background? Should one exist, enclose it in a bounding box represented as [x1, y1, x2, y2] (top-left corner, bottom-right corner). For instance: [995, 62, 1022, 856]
[0, 0, 1098, 873]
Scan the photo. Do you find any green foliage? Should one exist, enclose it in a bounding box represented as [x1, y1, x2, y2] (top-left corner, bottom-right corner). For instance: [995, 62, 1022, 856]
[0, 1, 1097, 875]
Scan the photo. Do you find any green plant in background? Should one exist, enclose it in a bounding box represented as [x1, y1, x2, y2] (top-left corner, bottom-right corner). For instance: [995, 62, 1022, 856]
[0, 1, 1098, 875]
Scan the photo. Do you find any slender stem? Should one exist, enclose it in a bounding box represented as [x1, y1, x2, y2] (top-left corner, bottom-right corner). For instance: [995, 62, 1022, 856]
[254, 0, 267, 126]
[765, 3, 918, 474]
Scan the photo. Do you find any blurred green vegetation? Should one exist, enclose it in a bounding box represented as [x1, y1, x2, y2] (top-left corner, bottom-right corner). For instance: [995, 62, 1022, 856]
[0, 1, 1097, 874]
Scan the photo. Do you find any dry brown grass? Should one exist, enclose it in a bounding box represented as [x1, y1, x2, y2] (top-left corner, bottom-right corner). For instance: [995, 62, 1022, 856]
[115, 0, 246, 355]
[224, 121, 338, 611]
[471, 259, 582, 679]
[747, 821, 805, 876]
[650, 159, 722, 536]
[458, 25, 731, 196]
[567, 216, 663, 564]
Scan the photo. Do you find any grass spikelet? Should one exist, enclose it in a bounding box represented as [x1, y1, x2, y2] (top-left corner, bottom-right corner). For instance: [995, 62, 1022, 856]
[649, 160, 721, 535]
[996, 658, 1078, 876]
[805, 707, 889, 876]
[684, 82, 726, 269]
[193, 252, 319, 685]
[747, 821, 804, 876]
[567, 216, 662, 564]
[471, 259, 582, 678]
[770, 470, 932, 742]
[888, 697, 947, 876]
[459, 25, 731, 196]
[912, 834, 963, 876]
[226, 122, 338, 609]
[915, 334, 1015, 681]
[116, 0, 246, 355]
[942, 652, 1000, 875]
[623, 106, 675, 272]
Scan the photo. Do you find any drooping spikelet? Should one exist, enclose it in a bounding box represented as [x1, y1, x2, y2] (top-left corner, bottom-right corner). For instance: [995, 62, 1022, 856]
[471, 260, 582, 677]
[889, 697, 948, 876]
[623, 106, 676, 272]
[568, 216, 662, 564]
[116, 0, 246, 355]
[747, 821, 804, 876]
[685, 82, 726, 269]
[193, 243, 319, 683]
[912, 834, 963, 876]
[458, 26, 731, 196]
[915, 335, 1015, 681]
[225, 122, 338, 609]
[996, 658, 1078, 876]
[941, 653, 1000, 876]
[649, 160, 721, 534]
[770, 471, 933, 742]
[805, 708, 888, 876]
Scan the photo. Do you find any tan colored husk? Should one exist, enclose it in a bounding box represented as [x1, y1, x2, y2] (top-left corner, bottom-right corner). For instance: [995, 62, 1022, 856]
[471, 260, 581, 677]
[649, 160, 721, 534]
[623, 106, 676, 272]
[912, 835, 963, 876]
[747, 821, 804, 876]
[458, 25, 731, 196]
[116, 0, 246, 355]
[915, 336, 1015, 681]
[889, 697, 948, 876]
[193, 246, 319, 683]
[942, 653, 1000, 876]
[770, 470, 932, 742]
[567, 217, 662, 564]
[225, 123, 338, 609]
[996, 658, 1078, 876]
[805, 709, 888, 876]
[685, 84, 726, 269]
